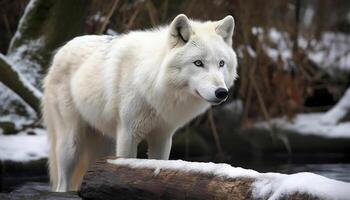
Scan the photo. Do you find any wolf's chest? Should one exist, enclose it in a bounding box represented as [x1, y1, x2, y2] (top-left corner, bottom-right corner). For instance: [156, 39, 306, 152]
[159, 99, 210, 128]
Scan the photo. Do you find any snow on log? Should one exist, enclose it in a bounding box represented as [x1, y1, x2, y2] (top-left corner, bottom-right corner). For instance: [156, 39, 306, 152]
[79, 157, 350, 200]
[0, 54, 41, 115]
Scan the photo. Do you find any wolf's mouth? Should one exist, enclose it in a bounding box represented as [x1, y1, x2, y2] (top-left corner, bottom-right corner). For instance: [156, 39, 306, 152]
[194, 90, 226, 105]
[208, 99, 225, 105]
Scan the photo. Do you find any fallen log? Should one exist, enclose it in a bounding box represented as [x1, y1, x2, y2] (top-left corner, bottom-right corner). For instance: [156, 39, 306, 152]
[79, 157, 350, 200]
[80, 158, 253, 200]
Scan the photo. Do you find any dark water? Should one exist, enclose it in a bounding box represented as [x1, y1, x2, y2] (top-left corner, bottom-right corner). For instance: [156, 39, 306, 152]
[242, 161, 350, 182]
[230, 154, 350, 183]
[276, 163, 350, 182]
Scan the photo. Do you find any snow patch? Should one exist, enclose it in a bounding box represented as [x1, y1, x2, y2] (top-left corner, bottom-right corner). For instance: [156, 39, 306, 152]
[265, 28, 293, 68]
[109, 158, 350, 200]
[247, 27, 350, 72]
[246, 45, 256, 58]
[251, 27, 264, 36]
[321, 87, 350, 125]
[0, 48, 41, 126]
[0, 83, 37, 126]
[256, 113, 350, 139]
[0, 128, 48, 162]
[90, 12, 107, 23]
[308, 32, 350, 71]
[7, 0, 46, 89]
[106, 29, 118, 36]
[7, 37, 46, 89]
[253, 172, 350, 200]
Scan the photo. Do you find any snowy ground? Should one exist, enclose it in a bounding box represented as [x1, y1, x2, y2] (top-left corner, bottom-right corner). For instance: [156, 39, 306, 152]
[0, 128, 48, 162]
[109, 158, 350, 200]
[255, 113, 350, 139]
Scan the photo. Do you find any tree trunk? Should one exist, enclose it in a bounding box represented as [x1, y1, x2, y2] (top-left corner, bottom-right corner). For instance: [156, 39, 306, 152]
[79, 157, 322, 200]
[0, 0, 87, 119]
[0, 54, 41, 115]
[6, 0, 87, 88]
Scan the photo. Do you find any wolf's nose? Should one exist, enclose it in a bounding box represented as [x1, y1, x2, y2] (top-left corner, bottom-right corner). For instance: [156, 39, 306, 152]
[215, 88, 228, 100]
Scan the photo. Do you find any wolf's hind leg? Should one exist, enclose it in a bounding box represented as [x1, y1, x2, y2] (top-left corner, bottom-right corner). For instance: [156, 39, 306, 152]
[70, 131, 115, 190]
[55, 127, 82, 192]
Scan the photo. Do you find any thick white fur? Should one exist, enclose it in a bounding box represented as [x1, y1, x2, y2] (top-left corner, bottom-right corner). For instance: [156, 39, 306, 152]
[42, 14, 238, 192]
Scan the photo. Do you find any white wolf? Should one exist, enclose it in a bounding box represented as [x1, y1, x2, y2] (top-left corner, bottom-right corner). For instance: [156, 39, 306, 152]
[42, 14, 238, 192]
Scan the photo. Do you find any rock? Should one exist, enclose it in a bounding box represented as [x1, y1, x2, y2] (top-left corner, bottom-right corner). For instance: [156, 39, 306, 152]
[0, 121, 16, 135]
[0, 182, 80, 200]
[0, 193, 11, 200]
[1, 159, 48, 191]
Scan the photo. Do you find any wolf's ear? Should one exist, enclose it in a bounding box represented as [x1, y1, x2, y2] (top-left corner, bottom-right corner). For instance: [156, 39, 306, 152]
[169, 14, 192, 45]
[215, 15, 235, 45]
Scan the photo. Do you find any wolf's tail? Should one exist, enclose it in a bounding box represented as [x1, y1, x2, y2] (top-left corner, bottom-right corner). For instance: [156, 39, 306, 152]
[48, 126, 58, 190]
[42, 77, 59, 191]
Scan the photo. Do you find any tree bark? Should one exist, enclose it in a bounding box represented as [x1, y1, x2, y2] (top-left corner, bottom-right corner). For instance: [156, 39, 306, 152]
[7, 0, 87, 88]
[79, 157, 322, 200]
[0, 54, 41, 115]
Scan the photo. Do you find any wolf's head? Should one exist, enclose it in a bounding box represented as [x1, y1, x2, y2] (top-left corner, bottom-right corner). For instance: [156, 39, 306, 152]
[163, 14, 238, 105]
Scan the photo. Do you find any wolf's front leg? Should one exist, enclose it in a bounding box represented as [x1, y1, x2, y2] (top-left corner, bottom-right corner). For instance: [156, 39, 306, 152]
[116, 125, 138, 158]
[147, 131, 173, 160]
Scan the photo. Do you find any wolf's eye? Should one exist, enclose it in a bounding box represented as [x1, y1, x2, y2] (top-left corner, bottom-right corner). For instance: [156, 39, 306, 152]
[193, 60, 204, 67]
[219, 60, 225, 67]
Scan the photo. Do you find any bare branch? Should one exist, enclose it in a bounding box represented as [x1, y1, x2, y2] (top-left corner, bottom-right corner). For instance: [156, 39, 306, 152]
[0, 54, 41, 115]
